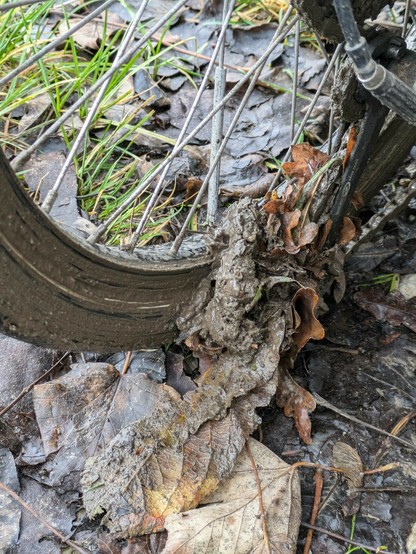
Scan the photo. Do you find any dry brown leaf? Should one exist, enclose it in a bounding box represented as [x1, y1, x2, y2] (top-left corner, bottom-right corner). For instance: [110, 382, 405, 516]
[185, 177, 203, 200]
[282, 143, 329, 209]
[339, 216, 357, 246]
[282, 209, 302, 254]
[276, 368, 316, 445]
[333, 442, 363, 516]
[162, 438, 300, 554]
[292, 288, 325, 350]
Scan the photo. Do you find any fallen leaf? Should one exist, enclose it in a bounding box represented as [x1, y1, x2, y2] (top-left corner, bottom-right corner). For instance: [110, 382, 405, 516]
[354, 289, 416, 333]
[33, 363, 161, 487]
[58, 17, 118, 50]
[282, 209, 301, 254]
[82, 311, 286, 537]
[24, 151, 80, 231]
[298, 222, 319, 247]
[165, 351, 197, 396]
[282, 143, 329, 208]
[292, 287, 325, 350]
[333, 442, 363, 516]
[162, 438, 300, 554]
[276, 368, 316, 445]
[18, 92, 51, 133]
[14, 477, 76, 554]
[105, 349, 166, 382]
[339, 216, 357, 246]
[0, 448, 21, 552]
[185, 177, 203, 200]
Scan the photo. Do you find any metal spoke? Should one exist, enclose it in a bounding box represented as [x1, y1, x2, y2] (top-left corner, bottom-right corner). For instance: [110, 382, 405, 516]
[171, 61, 271, 254]
[402, 0, 412, 37]
[10, 0, 190, 172]
[0, 0, 117, 89]
[87, 9, 298, 246]
[126, 0, 237, 250]
[0, 0, 50, 11]
[327, 54, 341, 155]
[313, 32, 331, 64]
[268, 42, 344, 192]
[290, 19, 301, 142]
[42, 0, 150, 213]
[206, 0, 229, 226]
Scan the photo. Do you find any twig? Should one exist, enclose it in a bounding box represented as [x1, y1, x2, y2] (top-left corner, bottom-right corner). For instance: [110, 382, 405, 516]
[121, 351, 132, 375]
[246, 441, 271, 554]
[0, 352, 69, 418]
[303, 469, 323, 554]
[313, 393, 416, 451]
[301, 522, 398, 553]
[0, 481, 89, 553]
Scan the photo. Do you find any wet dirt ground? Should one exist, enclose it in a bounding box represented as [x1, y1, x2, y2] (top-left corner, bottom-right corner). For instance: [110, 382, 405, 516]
[259, 211, 416, 554]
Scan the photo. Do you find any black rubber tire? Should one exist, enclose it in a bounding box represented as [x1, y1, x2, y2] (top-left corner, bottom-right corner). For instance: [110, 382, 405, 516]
[0, 148, 212, 352]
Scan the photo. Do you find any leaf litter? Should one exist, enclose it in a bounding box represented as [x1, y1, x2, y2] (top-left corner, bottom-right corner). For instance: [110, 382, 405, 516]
[0, 0, 393, 551]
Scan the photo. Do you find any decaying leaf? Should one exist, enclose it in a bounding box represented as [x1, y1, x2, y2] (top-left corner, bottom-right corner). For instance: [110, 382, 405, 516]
[24, 151, 80, 231]
[58, 17, 118, 50]
[0, 448, 21, 552]
[18, 92, 51, 133]
[282, 143, 330, 208]
[339, 216, 357, 246]
[165, 351, 197, 396]
[33, 363, 161, 487]
[15, 477, 76, 554]
[292, 288, 325, 350]
[333, 442, 363, 516]
[355, 289, 416, 333]
[276, 368, 316, 445]
[82, 312, 286, 537]
[282, 210, 301, 254]
[162, 438, 301, 554]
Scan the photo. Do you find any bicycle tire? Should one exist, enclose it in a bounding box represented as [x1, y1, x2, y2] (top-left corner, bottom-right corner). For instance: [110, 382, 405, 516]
[0, 148, 212, 351]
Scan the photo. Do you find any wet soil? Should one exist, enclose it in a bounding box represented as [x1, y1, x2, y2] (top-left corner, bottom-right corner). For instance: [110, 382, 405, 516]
[259, 214, 416, 554]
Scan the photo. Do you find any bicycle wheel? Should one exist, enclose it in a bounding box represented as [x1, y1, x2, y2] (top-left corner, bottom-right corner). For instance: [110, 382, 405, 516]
[0, 0, 415, 351]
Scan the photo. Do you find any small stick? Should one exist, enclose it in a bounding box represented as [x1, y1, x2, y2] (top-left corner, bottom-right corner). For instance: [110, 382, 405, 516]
[300, 522, 398, 554]
[303, 469, 323, 554]
[313, 393, 416, 451]
[0, 353, 69, 418]
[121, 351, 132, 375]
[246, 441, 271, 554]
[0, 482, 89, 553]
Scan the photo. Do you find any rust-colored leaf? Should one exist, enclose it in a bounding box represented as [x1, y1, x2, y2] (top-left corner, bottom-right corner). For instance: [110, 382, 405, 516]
[276, 368, 316, 445]
[292, 288, 325, 350]
[339, 216, 357, 246]
[185, 177, 202, 200]
[282, 142, 329, 190]
[342, 126, 358, 171]
[282, 209, 301, 254]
